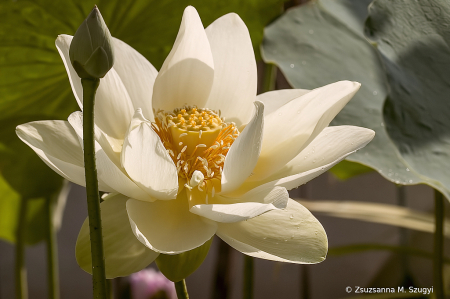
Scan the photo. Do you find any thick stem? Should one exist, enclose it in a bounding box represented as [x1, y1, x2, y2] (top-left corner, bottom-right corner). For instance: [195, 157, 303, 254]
[243, 255, 254, 299]
[211, 238, 231, 299]
[396, 186, 414, 287]
[397, 186, 407, 248]
[15, 198, 28, 299]
[299, 184, 311, 299]
[300, 266, 310, 299]
[45, 195, 59, 299]
[434, 190, 444, 299]
[175, 280, 189, 299]
[106, 279, 113, 299]
[0, 263, 2, 299]
[82, 78, 107, 299]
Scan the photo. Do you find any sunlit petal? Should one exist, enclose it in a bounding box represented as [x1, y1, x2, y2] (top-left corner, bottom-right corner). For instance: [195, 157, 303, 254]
[217, 199, 327, 264]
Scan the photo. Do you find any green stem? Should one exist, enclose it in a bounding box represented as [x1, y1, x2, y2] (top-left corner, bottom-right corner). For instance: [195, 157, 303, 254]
[262, 63, 277, 93]
[299, 185, 310, 299]
[45, 195, 59, 299]
[396, 186, 411, 283]
[243, 256, 254, 299]
[15, 198, 28, 299]
[211, 238, 231, 299]
[81, 78, 107, 299]
[106, 279, 113, 299]
[300, 266, 310, 299]
[175, 280, 189, 299]
[434, 190, 444, 299]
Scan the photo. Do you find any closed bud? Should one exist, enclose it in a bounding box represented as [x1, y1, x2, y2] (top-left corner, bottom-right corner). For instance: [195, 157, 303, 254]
[69, 5, 114, 79]
[155, 237, 213, 282]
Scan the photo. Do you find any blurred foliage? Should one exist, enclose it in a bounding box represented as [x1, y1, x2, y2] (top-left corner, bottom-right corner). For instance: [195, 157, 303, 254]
[0, 0, 284, 244]
[328, 243, 450, 264]
[0, 115, 67, 245]
[299, 199, 450, 236]
[262, 0, 450, 198]
[329, 160, 373, 181]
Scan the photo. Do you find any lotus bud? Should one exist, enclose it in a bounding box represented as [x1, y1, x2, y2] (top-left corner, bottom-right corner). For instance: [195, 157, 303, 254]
[155, 237, 213, 282]
[69, 5, 114, 79]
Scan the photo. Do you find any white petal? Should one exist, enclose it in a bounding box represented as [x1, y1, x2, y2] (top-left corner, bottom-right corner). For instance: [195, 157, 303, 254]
[251, 81, 360, 180]
[70, 112, 123, 169]
[235, 125, 375, 194]
[126, 192, 217, 254]
[275, 126, 375, 177]
[220, 101, 264, 194]
[112, 38, 158, 121]
[76, 193, 159, 278]
[256, 89, 310, 117]
[204, 13, 257, 127]
[152, 6, 214, 112]
[56, 35, 135, 140]
[94, 69, 136, 140]
[121, 110, 178, 200]
[189, 186, 288, 223]
[217, 199, 328, 264]
[15, 120, 112, 191]
[68, 112, 152, 202]
[55, 35, 83, 108]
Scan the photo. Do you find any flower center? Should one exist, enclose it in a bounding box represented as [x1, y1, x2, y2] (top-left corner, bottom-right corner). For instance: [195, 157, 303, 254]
[152, 106, 239, 196]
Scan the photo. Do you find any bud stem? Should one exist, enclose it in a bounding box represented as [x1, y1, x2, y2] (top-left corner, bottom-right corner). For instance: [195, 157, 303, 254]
[15, 197, 28, 299]
[243, 256, 254, 299]
[434, 190, 444, 299]
[81, 78, 107, 299]
[175, 279, 189, 299]
[46, 193, 60, 299]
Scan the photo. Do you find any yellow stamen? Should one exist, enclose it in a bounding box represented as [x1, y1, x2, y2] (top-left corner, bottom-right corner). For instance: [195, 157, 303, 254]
[152, 106, 239, 199]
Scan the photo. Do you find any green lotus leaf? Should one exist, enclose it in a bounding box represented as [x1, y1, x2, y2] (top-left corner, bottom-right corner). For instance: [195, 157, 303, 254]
[261, 0, 427, 186]
[365, 0, 450, 199]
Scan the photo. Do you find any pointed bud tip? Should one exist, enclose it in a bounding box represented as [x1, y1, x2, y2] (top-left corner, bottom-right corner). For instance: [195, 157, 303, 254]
[69, 4, 114, 79]
[89, 5, 101, 19]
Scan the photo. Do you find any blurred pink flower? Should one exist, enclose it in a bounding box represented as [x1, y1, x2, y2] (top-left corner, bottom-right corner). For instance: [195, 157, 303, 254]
[130, 268, 176, 299]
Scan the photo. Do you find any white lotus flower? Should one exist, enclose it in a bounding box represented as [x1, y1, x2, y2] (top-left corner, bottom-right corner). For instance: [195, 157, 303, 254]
[16, 6, 375, 278]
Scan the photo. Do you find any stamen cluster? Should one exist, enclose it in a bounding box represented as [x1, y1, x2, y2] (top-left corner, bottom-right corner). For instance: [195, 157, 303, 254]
[169, 107, 223, 131]
[152, 106, 239, 193]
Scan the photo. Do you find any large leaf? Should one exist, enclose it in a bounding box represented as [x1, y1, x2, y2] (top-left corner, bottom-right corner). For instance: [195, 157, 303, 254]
[365, 0, 450, 199]
[0, 177, 69, 245]
[0, 115, 69, 245]
[0, 0, 284, 243]
[261, 0, 426, 185]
